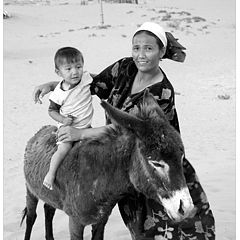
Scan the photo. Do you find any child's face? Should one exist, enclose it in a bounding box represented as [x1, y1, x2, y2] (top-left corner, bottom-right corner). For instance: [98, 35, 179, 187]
[56, 58, 84, 87]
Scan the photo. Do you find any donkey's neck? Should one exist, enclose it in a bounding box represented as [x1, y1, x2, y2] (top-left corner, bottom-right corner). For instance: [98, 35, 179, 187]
[70, 128, 135, 190]
[75, 129, 136, 204]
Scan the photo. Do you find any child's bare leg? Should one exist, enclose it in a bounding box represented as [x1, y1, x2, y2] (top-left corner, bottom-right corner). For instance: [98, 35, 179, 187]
[43, 142, 72, 190]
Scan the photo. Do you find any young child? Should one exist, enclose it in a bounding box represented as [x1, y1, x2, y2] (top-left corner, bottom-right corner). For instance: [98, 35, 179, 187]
[43, 47, 93, 190]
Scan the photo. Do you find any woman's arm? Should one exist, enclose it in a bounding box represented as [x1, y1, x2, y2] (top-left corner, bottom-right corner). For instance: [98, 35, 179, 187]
[33, 58, 127, 103]
[33, 81, 59, 104]
[90, 58, 128, 99]
[149, 82, 180, 133]
[57, 124, 114, 142]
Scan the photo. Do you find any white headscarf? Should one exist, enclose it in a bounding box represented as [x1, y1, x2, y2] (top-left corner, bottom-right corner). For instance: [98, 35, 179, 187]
[134, 22, 167, 48]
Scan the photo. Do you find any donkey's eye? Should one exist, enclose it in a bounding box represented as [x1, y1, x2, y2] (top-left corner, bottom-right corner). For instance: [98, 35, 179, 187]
[149, 160, 170, 177]
[150, 160, 165, 168]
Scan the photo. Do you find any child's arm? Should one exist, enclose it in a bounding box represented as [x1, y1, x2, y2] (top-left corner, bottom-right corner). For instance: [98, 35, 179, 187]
[48, 100, 74, 126]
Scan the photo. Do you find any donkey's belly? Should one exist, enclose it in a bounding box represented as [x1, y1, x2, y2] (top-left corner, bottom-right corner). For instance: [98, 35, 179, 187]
[60, 188, 115, 225]
[25, 180, 65, 211]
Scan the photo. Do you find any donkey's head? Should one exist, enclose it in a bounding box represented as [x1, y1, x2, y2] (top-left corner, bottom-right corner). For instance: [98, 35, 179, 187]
[101, 90, 194, 222]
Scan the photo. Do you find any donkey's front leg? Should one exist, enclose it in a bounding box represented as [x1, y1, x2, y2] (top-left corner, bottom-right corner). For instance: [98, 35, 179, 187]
[91, 216, 109, 240]
[69, 216, 85, 240]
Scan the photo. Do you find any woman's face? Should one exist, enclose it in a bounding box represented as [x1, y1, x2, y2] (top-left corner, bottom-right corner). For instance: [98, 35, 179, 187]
[132, 32, 164, 73]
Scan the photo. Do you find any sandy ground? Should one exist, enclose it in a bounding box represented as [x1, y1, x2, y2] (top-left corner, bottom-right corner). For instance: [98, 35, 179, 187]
[3, 0, 236, 239]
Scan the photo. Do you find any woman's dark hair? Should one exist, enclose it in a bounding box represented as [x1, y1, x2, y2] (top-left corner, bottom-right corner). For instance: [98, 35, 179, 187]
[133, 30, 164, 49]
[54, 47, 84, 70]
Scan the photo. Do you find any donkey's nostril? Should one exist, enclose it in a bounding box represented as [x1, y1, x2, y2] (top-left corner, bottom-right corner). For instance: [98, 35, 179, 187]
[178, 199, 184, 215]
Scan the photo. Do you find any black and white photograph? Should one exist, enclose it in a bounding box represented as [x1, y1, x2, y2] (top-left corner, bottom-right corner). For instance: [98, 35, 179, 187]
[3, 0, 236, 239]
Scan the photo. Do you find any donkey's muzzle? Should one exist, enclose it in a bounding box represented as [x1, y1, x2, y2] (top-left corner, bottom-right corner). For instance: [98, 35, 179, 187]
[159, 187, 195, 222]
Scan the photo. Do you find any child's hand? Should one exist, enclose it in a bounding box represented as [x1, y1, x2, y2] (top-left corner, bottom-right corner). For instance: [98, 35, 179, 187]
[62, 115, 75, 126]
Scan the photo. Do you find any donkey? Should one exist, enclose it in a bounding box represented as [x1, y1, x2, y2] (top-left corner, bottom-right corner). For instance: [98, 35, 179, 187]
[21, 90, 194, 240]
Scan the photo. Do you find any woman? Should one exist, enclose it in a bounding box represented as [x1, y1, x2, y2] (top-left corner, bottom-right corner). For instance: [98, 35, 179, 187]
[33, 22, 215, 239]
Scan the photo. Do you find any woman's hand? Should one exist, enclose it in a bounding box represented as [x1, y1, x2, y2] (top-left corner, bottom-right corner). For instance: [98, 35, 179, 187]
[33, 82, 58, 104]
[57, 126, 82, 142]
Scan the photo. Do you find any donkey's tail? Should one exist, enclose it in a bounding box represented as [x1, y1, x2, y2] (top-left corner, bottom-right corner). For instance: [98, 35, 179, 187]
[20, 207, 27, 227]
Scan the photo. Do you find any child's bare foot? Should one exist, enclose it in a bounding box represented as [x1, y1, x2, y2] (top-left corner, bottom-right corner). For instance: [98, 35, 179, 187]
[43, 172, 54, 190]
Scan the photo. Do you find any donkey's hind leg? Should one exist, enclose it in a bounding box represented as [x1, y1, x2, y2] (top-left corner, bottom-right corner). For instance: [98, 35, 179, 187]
[44, 203, 56, 240]
[23, 187, 39, 240]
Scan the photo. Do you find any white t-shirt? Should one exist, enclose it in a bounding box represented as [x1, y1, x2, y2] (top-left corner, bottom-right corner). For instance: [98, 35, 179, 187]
[49, 71, 93, 129]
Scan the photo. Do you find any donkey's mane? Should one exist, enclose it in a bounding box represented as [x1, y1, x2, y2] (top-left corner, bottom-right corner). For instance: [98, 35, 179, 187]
[86, 124, 123, 145]
[130, 101, 184, 156]
[131, 101, 169, 123]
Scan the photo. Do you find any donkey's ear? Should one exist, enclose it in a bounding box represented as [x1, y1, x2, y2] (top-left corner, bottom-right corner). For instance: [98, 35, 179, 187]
[143, 89, 159, 108]
[101, 100, 145, 134]
[142, 89, 167, 120]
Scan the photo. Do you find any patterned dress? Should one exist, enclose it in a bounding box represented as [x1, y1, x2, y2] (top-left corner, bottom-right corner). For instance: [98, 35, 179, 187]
[90, 57, 215, 240]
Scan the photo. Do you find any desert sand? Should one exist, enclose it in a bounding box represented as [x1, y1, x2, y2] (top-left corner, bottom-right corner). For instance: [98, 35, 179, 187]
[3, 0, 236, 239]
